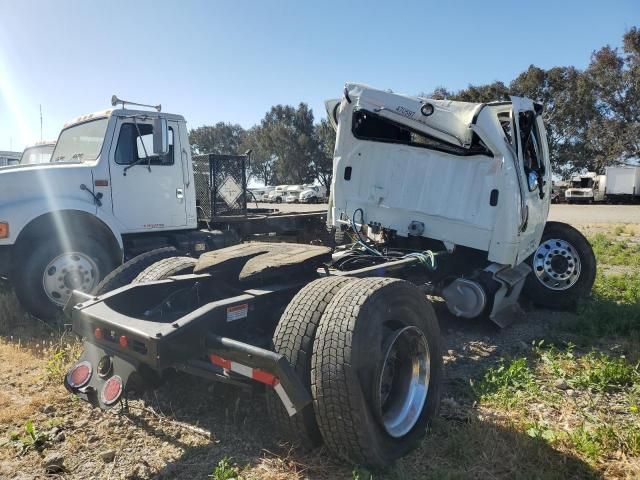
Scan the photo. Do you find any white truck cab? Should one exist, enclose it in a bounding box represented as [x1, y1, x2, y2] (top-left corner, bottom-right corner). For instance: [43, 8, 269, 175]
[0, 100, 208, 317]
[565, 172, 606, 203]
[327, 83, 551, 267]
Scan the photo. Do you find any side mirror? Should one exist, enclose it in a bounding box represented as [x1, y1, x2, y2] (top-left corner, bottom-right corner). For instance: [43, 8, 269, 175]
[152, 117, 169, 156]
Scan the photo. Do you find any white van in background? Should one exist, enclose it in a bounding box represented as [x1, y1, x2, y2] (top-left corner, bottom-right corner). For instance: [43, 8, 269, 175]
[285, 185, 305, 203]
[299, 184, 327, 203]
[267, 185, 288, 203]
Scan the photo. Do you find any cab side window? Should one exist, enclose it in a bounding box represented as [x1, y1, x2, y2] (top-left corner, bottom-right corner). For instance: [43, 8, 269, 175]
[518, 111, 544, 176]
[115, 123, 174, 165]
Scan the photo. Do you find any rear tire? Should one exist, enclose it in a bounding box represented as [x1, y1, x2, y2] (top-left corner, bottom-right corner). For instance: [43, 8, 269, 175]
[93, 247, 178, 295]
[312, 278, 442, 468]
[266, 276, 358, 450]
[133, 256, 196, 283]
[522, 221, 596, 309]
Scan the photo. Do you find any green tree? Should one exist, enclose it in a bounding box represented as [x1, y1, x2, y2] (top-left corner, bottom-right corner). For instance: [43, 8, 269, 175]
[313, 119, 335, 193]
[188, 122, 246, 155]
[256, 103, 318, 184]
[242, 126, 278, 185]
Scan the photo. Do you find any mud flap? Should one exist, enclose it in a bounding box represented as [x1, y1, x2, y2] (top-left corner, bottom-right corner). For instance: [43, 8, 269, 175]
[486, 262, 531, 328]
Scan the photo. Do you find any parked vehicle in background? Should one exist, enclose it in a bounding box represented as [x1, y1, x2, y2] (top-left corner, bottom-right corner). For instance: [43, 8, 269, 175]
[0, 150, 21, 167]
[267, 185, 288, 203]
[299, 184, 327, 203]
[551, 180, 568, 203]
[285, 185, 305, 203]
[19, 141, 56, 165]
[248, 186, 273, 202]
[565, 172, 606, 203]
[604, 166, 640, 203]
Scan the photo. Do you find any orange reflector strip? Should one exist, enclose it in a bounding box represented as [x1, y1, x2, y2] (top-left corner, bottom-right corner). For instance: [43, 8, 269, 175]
[0, 222, 8, 239]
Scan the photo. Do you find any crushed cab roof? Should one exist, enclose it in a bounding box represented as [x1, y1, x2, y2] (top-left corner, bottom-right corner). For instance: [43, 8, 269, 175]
[343, 83, 489, 148]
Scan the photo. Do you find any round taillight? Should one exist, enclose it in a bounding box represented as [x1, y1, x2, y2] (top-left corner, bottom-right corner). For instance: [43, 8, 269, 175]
[67, 361, 92, 388]
[101, 375, 123, 406]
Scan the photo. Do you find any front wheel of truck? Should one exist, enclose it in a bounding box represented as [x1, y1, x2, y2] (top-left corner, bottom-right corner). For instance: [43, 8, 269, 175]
[522, 221, 596, 309]
[12, 237, 116, 320]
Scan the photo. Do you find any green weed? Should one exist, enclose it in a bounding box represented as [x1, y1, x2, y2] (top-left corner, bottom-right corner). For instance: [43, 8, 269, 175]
[7, 420, 51, 455]
[589, 233, 640, 267]
[352, 467, 374, 480]
[209, 457, 239, 480]
[562, 273, 640, 351]
[573, 352, 640, 393]
[474, 357, 538, 407]
[571, 423, 640, 460]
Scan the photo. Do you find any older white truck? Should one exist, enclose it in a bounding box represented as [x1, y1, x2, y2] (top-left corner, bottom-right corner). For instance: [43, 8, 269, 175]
[0, 97, 324, 319]
[565, 172, 606, 203]
[63, 84, 595, 468]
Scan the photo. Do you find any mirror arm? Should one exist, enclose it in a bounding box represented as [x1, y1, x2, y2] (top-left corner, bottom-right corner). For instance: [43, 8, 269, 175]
[131, 117, 151, 172]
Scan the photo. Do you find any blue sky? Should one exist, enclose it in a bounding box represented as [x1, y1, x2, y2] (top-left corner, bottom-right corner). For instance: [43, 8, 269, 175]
[0, 0, 637, 151]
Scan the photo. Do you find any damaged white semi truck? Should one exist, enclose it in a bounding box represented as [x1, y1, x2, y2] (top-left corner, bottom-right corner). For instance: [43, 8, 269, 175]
[61, 84, 595, 468]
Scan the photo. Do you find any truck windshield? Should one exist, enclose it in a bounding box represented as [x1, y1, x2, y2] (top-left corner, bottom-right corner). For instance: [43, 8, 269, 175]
[52, 118, 109, 163]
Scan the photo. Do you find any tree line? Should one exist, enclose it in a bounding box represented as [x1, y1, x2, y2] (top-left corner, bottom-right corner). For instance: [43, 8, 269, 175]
[189, 28, 638, 185]
[189, 104, 335, 189]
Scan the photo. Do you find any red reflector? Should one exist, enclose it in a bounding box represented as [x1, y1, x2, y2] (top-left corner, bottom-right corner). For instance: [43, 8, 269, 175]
[94, 179, 109, 187]
[101, 375, 123, 405]
[252, 368, 277, 387]
[67, 361, 92, 388]
[119, 335, 128, 348]
[94, 327, 103, 339]
[209, 354, 231, 370]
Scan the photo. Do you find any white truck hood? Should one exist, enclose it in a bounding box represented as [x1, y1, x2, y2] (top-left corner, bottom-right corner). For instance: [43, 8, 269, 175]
[0, 162, 94, 206]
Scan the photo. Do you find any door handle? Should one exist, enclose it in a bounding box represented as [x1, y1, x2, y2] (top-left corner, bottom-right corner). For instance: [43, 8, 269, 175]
[176, 188, 184, 199]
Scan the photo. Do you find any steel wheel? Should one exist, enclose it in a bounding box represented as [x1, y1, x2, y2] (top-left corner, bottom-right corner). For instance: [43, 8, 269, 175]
[377, 326, 430, 438]
[532, 238, 581, 291]
[42, 252, 100, 305]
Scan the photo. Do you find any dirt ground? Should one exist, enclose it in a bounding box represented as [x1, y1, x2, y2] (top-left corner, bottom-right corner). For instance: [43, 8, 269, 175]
[0, 221, 639, 479]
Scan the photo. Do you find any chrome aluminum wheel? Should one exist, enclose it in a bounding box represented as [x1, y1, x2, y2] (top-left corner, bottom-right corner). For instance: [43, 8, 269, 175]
[42, 252, 99, 306]
[377, 326, 430, 438]
[533, 238, 581, 291]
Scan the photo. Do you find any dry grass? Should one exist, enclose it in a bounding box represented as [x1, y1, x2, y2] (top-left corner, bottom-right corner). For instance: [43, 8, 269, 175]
[0, 225, 639, 478]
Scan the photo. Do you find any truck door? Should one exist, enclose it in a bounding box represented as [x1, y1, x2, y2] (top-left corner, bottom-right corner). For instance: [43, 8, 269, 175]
[510, 97, 552, 262]
[108, 118, 188, 232]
